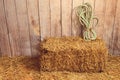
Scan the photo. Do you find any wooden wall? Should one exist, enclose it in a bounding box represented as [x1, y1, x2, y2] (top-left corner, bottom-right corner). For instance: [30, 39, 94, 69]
[0, 0, 120, 56]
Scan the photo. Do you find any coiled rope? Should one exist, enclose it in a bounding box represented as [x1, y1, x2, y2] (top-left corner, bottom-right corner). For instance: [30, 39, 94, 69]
[76, 3, 98, 41]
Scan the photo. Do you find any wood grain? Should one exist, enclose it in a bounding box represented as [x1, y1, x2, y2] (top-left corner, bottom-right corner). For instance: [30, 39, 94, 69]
[72, 0, 83, 36]
[62, 0, 72, 36]
[94, 0, 106, 38]
[0, 0, 120, 56]
[84, 0, 95, 8]
[50, 0, 61, 37]
[4, 0, 21, 56]
[39, 0, 51, 40]
[0, 0, 11, 56]
[27, 0, 40, 56]
[15, 0, 31, 56]
[103, 0, 117, 54]
[112, 0, 120, 55]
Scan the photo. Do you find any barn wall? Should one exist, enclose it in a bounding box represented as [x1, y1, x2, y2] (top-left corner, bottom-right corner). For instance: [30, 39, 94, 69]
[0, 0, 119, 56]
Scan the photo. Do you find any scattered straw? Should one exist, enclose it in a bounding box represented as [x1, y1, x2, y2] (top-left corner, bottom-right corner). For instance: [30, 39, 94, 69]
[0, 56, 120, 80]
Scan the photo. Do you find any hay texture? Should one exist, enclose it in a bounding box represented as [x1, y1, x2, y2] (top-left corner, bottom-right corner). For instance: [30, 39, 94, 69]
[0, 56, 120, 80]
[39, 37, 108, 72]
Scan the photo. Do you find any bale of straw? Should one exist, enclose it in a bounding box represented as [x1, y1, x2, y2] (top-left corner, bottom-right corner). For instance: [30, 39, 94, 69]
[39, 37, 108, 72]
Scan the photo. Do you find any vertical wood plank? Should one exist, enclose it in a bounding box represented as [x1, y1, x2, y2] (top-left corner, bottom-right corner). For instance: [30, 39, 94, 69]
[39, 0, 51, 40]
[15, 0, 31, 56]
[4, 0, 21, 56]
[0, 0, 11, 56]
[112, 0, 120, 55]
[62, 0, 72, 36]
[103, 0, 117, 54]
[72, 0, 83, 36]
[83, 0, 95, 8]
[94, 0, 106, 38]
[73, 0, 83, 8]
[27, 0, 40, 56]
[50, 0, 61, 37]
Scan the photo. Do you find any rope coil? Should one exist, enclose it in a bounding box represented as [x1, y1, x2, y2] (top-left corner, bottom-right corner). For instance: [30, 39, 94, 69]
[76, 3, 98, 41]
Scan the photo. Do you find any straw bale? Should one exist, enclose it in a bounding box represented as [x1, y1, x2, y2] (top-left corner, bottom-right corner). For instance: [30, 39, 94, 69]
[39, 37, 108, 72]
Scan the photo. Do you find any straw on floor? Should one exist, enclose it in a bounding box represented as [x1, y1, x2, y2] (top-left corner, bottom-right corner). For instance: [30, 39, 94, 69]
[0, 55, 120, 80]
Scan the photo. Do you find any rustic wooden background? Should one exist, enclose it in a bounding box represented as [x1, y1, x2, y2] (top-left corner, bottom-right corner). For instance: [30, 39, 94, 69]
[0, 0, 120, 57]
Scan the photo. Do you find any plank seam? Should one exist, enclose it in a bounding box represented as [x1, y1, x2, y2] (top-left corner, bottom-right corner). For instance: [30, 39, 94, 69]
[71, 0, 73, 36]
[14, 0, 22, 56]
[49, 0, 51, 37]
[37, 0, 41, 41]
[3, 0, 12, 57]
[26, 0, 32, 56]
[102, 0, 107, 39]
[112, 0, 118, 55]
[60, 0, 62, 36]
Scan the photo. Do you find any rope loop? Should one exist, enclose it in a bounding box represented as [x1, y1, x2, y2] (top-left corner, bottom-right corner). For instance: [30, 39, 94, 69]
[76, 3, 98, 41]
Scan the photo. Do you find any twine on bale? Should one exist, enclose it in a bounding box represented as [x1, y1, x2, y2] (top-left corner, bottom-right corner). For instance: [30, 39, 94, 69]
[76, 3, 98, 41]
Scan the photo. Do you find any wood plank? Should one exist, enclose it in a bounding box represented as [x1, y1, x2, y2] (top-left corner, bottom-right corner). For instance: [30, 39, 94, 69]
[94, 0, 106, 38]
[83, 0, 95, 8]
[27, 0, 40, 56]
[15, 0, 31, 56]
[39, 0, 51, 40]
[73, 0, 83, 8]
[103, 0, 117, 54]
[72, 0, 83, 36]
[4, 0, 21, 56]
[62, 0, 72, 36]
[0, 0, 11, 56]
[50, 0, 61, 37]
[112, 0, 120, 55]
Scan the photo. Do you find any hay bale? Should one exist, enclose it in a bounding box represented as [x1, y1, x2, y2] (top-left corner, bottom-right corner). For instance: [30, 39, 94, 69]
[39, 37, 108, 72]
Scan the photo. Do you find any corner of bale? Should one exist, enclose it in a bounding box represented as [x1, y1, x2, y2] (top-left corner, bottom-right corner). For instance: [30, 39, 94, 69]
[39, 37, 108, 72]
